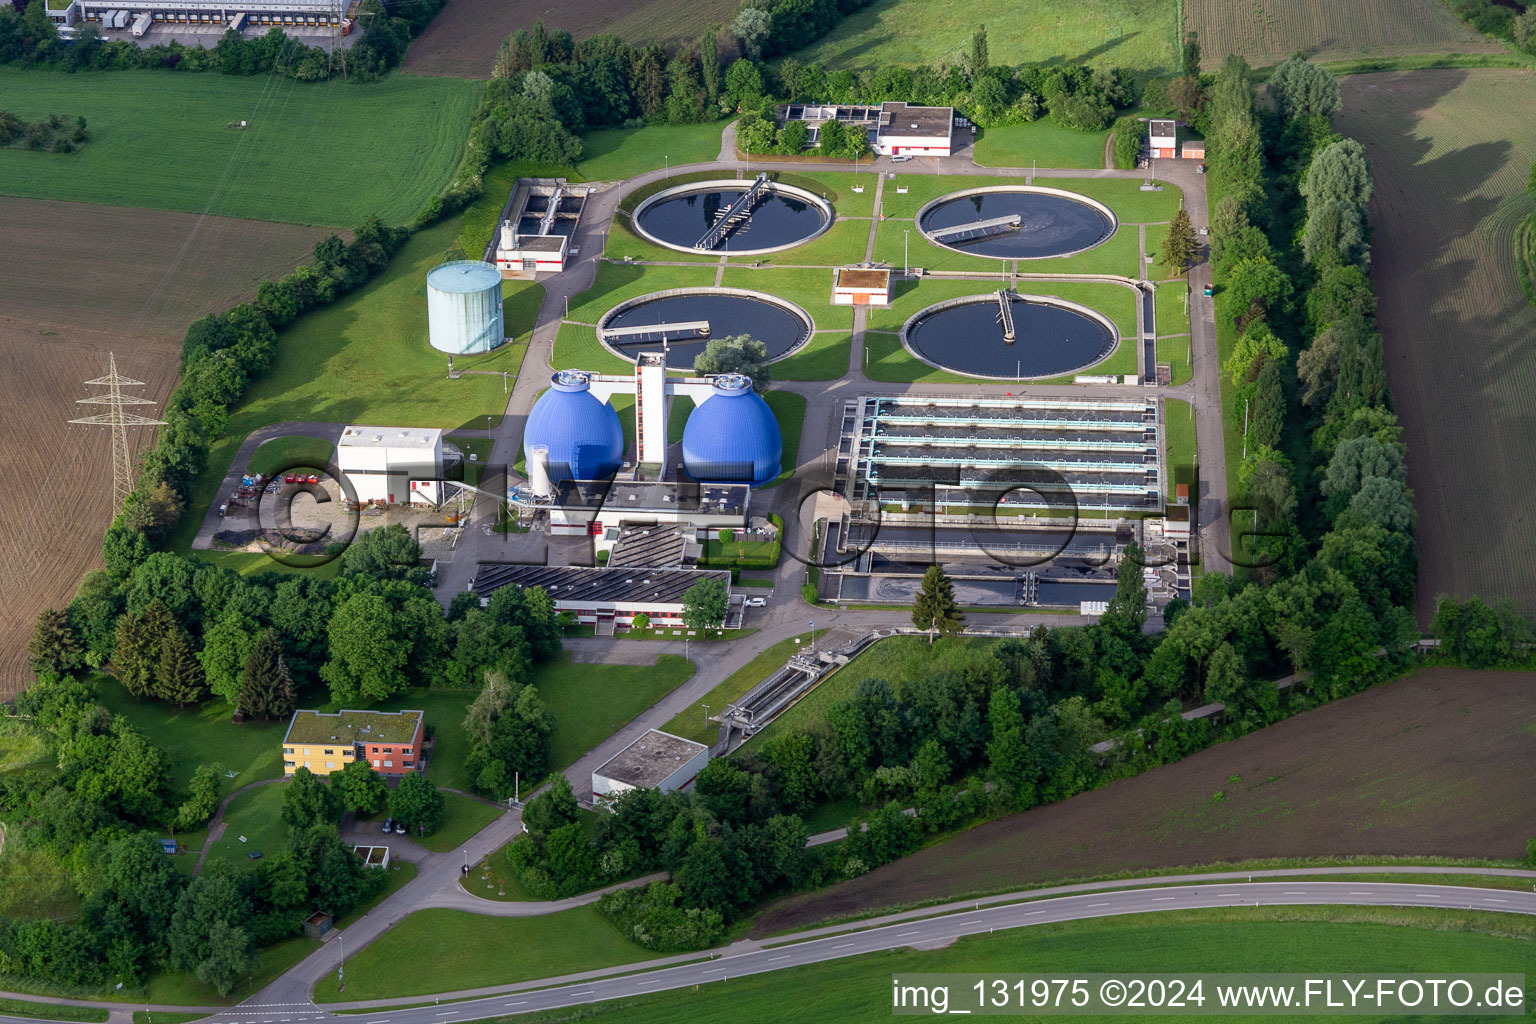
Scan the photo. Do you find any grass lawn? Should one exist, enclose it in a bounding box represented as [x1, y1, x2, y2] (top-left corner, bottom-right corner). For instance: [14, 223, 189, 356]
[133, 1014, 205, 1024]
[1164, 398, 1197, 502]
[661, 634, 814, 744]
[414, 792, 503, 853]
[1155, 278, 1189, 334]
[0, 717, 49, 775]
[0, 69, 476, 226]
[566, 261, 718, 324]
[246, 435, 335, 477]
[464, 809, 608, 902]
[761, 391, 807, 489]
[189, 550, 343, 578]
[95, 675, 286, 799]
[144, 934, 317, 1006]
[171, 217, 542, 552]
[206, 782, 287, 869]
[311, 907, 652, 1001]
[534, 653, 696, 771]
[773, 332, 852, 381]
[553, 322, 633, 374]
[972, 121, 1110, 170]
[1157, 334, 1192, 387]
[718, 267, 855, 332]
[699, 534, 780, 571]
[751, 217, 870, 267]
[499, 908, 1536, 1023]
[786, 0, 1177, 77]
[1144, 221, 1168, 266]
[0, 997, 106, 1022]
[746, 636, 998, 748]
[576, 121, 727, 181]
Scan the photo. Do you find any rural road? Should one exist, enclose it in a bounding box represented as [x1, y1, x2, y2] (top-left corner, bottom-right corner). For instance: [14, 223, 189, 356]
[14, 870, 1532, 1024]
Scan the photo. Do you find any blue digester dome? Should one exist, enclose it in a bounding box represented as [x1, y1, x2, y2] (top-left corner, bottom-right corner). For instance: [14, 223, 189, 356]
[524, 371, 624, 482]
[681, 375, 782, 487]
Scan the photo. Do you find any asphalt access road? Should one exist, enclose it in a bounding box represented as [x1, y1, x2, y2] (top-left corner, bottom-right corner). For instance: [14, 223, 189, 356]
[130, 880, 1536, 1024]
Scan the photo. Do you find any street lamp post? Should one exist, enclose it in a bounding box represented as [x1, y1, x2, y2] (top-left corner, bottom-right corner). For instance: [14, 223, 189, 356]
[903, 229, 909, 277]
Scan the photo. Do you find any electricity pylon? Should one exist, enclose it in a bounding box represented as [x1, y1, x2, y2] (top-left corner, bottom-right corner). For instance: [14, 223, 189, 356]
[70, 353, 167, 515]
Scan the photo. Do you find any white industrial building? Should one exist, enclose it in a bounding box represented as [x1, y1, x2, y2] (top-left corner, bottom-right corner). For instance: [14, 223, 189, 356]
[49, 0, 348, 32]
[1148, 119, 1178, 159]
[493, 180, 586, 278]
[592, 729, 710, 804]
[335, 425, 444, 505]
[470, 564, 733, 632]
[776, 101, 954, 157]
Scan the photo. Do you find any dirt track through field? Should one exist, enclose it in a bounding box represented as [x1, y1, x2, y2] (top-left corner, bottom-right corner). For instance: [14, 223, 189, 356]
[751, 668, 1536, 934]
[0, 197, 333, 696]
[401, 0, 740, 78]
[1334, 70, 1536, 621]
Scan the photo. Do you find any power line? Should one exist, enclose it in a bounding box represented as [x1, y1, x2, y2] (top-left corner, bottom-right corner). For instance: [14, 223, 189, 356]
[68, 353, 168, 516]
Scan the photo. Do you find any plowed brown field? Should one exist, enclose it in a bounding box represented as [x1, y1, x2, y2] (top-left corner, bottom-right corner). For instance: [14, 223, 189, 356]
[751, 667, 1536, 935]
[0, 197, 333, 696]
[1334, 70, 1536, 621]
[1185, 0, 1503, 69]
[401, 0, 741, 79]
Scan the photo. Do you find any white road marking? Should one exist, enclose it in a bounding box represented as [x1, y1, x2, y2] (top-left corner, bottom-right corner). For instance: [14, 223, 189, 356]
[1485, 898, 1510, 903]
[1152, 897, 1175, 902]
[1416, 893, 1442, 898]
[1087, 902, 1110, 908]
[1283, 891, 1306, 895]
[769, 954, 791, 961]
[1025, 910, 1044, 916]
[1348, 891, 1372, 896]
[898, 930, 919, 937]
[501, 1002, 525, 1008]
[636, 979, 659, 987]
[834, 942, 856, 948]
[1217, 893, 1242, 897]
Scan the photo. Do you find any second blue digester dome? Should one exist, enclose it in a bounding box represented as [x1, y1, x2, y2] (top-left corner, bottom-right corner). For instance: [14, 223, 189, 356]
[524, 371, 624, 483]
[681, 374, 782, 487]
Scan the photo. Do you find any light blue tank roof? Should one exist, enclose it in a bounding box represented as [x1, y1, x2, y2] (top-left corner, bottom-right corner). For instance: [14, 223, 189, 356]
[427, 260, 503, 293]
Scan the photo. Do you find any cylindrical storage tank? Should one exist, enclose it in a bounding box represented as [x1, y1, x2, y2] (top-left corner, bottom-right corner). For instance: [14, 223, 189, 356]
[523, 371, 624, 485]
[681, 374, 782, 488]
[526, 444, 552, 499]
[427, 260, 504, 355]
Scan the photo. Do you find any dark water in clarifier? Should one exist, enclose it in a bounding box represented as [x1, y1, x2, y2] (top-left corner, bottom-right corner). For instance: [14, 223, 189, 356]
[906, 297, 1114, 378]
[920, 191, 1114, 258]
[637, 188, 828, 251]
[605, 293, 809, 368]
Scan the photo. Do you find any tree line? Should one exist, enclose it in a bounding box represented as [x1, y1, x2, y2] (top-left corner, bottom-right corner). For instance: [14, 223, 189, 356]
[0, 0, 446, 81]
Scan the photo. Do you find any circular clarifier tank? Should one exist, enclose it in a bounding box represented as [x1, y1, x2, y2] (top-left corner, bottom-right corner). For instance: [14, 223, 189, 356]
[902, 293, 1118, 379]
[917, 186, 1116, 260]
[633, 178, 833, 255]
[596, 288, 812, 369]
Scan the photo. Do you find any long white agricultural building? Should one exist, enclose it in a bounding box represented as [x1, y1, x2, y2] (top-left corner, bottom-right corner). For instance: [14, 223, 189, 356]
[49, 0, 345, 31]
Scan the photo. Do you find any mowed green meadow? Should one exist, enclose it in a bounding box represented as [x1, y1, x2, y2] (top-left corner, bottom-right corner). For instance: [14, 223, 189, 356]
[787, 0, 1177, 75]
[488, 909, 1536, 1023]
[0, 69, 477, 226]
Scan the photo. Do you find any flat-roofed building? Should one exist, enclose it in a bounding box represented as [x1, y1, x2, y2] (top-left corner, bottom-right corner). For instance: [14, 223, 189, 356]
[592, 729, 709, 803]
[833, 266, 893, 306]
[541, 479, 750, 535]
[469, 564, 732, 632]
[1149, 119, 1178, 159]
[282, 709, 425, 777]
[336, 425, 444, 505]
